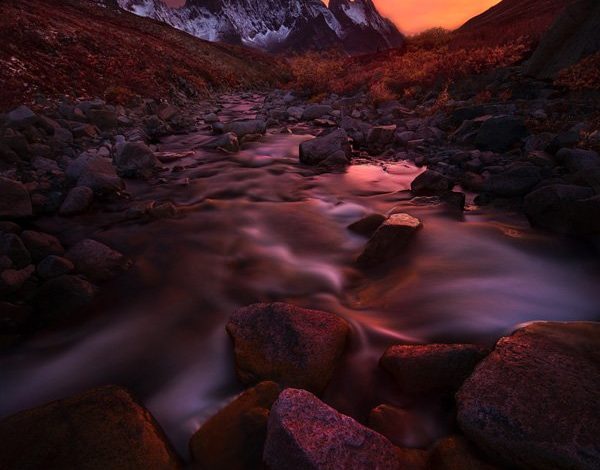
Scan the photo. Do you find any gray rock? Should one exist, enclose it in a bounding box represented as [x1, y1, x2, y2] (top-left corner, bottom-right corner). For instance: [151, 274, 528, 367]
[264, 388, 402, 470]
[286, 106, 304, 120]
[114, 142, 159, 178]
[299, 129, 351, 166]
[66, 153, 124, 194]
[7, 106, 37, 129]
[223, 120, 266, 138]
[339, 116, 372, 146]
[475, 116, 528, 152]
[302, 105, 333, 121]
[59, 186, 94, 216]
[357, 214, 422, 268]
[411, 170, 454, 196]
[20, 230, 64, 262]
[524, 184, 599, 234]
[483, 165, 542, 197]
[0, 233, 31, 269]
[0, 177, 32, 218]
[36, 255, 74, 279]
[201, 132, 240, 153]
[66, 239, 130, 282]
[226, 302, 349, 394]
[457, 322, 600, 470]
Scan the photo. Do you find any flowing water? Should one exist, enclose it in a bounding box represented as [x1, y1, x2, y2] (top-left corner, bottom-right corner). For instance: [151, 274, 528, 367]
[1, 94, 599, 456]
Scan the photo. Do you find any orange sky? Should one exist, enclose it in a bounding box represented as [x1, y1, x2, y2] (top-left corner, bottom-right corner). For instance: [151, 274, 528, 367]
[163, 0, 501, 35]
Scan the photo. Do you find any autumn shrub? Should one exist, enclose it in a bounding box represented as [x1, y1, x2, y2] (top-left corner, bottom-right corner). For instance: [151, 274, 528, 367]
[556, 52, 600, 90]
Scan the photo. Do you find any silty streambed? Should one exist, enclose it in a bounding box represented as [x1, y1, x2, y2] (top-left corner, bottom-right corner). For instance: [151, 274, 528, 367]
[1, 94, 599, 457]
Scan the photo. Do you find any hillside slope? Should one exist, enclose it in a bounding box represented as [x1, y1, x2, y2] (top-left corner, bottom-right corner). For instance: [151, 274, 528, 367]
[457, 0, 576, 44]
[0, 0, 289, 110]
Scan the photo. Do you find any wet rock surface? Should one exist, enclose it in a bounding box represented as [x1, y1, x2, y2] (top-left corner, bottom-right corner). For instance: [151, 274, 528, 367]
[0, 385, 181, 469]
[264, 388, 402, 470]
[457, 322, 600, 470]
[299, 129, 351, 167]
[226, 302, 350, 394]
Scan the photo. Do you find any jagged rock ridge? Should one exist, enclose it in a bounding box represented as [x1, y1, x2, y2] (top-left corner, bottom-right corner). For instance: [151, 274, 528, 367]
[118, 0, 404, 53]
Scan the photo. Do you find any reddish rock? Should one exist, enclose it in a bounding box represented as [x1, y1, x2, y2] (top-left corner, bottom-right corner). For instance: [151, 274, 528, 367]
[264, 388, 402, 470]
[0, 385, 181, 469]
[226, 302, 349, 394]
[357, 213, 422, 268]
[457, 322, 600, 470]
[427, 436, 499, 470]
[369, 404, 440, 449]
[381, 344, 489, 395]
[189, 381, 280, 470]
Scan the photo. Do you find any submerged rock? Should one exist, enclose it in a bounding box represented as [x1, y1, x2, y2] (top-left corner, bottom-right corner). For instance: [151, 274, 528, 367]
[457, 322, 600, 470]
[369, 404, 440, 449]
[299, 129, 351, 167]
[226, 302, 349, 394]
[0, 385, 181, 469]
[190, 381, 280, 470]
[264, 388, 403, 470]
[357, 213, 422, 268]
[381, 344, 489, 395]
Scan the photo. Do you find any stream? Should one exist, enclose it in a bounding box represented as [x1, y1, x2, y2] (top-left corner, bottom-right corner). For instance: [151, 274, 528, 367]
[1, 94, 599, 457]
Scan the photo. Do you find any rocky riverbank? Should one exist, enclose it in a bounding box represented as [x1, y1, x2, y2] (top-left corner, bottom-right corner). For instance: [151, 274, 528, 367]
[0, 74, 599, 468]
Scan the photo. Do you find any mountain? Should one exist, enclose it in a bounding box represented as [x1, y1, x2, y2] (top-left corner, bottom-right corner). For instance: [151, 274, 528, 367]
[457, 0, 577, 42]
[117, 0, 405, 54]
[0, 0, 288, 110]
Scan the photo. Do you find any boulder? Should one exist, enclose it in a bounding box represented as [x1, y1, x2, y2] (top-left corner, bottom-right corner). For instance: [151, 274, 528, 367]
[201, 133, 240, 153]
[20, 230, 64, 262]
[411, 170, 454, 196]
[35, 274, 96, 318]
[66, 239, 130, 282]
[347, 213, 386, 237]
[286, 106, 304, 120]
[114, 142, 159, 178]
[380, 344, 489, 395]
[226, 302, 349, 394]
[0, 385, 181, 469]
[87, 109, 118, 130]
[367, 125, 397, 151]
[190, 381, 280, 470]
[0, 265, 35, 294]
[457, 322, 600, 470]
[66, 153, 124, 194]
[223, 120, 266, 138]
[6, 105, 37, 129]
[37, 255, 75, 279]
[357, 214, 422, 268]
[0, 233, 31, 269]
[523, 184, 599, 234]
[299, 129, 351, 166]
[475, 116, 528, 152]
[427, 436, 499, 470]
[203, 113, 219, 124]
[0, 177, 32, 218]
[60, 186, 94, 216]
[483, 165, 542, 197]
[302, 105, 333, 121]
[264, 388, 402, 470]
[556, 147, 600, 172]
[340, 116, 372, 146]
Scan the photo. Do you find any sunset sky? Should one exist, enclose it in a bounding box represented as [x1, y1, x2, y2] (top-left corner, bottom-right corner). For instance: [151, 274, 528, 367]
[163, 1, 501, 35]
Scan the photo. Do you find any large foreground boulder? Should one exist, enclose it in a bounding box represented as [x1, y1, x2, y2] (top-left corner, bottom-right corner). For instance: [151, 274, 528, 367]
[189, 381, 280, 470]
[0, 385, 181, 469]
[264, 388, 403, 470]
[226, 302, 350, 394]
[357, 213, 422, 268]
[299, 129, 351, 166]
[381, 344, 489, 395]
[457, 322, 600, 470]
